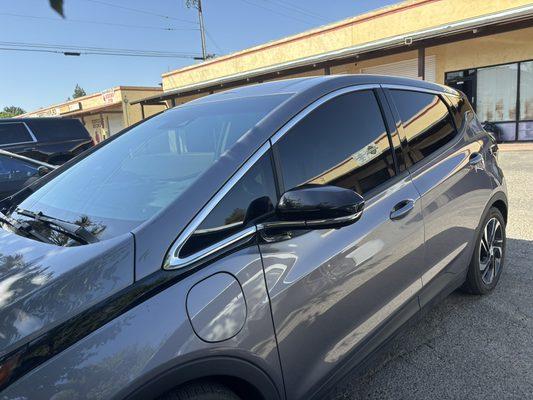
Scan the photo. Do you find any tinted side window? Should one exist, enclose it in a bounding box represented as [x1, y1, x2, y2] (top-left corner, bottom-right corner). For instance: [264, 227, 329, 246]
[0, 123, 34, 145]
[274, 90, 395, 195]
[0, 155, 39, 183]
[180, 152, 277, 257]
[390, 90, 457, 165]
[26, 119, 90, 141]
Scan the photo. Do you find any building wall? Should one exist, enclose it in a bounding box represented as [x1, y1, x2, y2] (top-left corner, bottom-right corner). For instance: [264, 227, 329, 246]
[305, 27, 533, 84]
[161, 0, 533, 91]
[429, 27, 533, 83]
[22, 87, 165, 132]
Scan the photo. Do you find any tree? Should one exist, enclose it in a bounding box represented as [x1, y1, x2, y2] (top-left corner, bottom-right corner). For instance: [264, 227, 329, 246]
[0, 106, 26, 118]
[72, 84, 86, 99]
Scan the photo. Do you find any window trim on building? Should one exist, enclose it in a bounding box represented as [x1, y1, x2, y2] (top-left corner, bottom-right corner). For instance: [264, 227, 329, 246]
[445, 58, 533, 142]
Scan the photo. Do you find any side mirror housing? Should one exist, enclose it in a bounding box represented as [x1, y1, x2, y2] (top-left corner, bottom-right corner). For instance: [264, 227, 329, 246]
[268, 184, 364, 230]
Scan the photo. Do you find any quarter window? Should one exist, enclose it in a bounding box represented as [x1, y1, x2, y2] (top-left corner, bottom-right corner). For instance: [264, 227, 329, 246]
[180, 152, 277, 258]
[0, 123, 34, 146]
[390, 90, 457, 165]
[274, 90, 395, 195]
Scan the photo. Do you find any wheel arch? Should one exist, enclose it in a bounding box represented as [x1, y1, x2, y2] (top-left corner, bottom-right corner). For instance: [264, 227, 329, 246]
[491, 198, 508, 224]
[117, 356, 283, 400]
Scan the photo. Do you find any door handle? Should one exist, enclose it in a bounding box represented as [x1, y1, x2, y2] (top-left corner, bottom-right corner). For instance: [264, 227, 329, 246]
[390, 199, 415, 221]
[469, 152, 483, 166]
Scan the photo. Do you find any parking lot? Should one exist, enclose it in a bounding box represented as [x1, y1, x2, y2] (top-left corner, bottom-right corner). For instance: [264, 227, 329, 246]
[329, 150, 533, 400]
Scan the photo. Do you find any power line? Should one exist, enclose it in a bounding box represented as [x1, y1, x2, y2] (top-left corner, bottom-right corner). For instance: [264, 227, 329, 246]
[0, 41, 201, 59]
[0, 12, 198, 31]
[0, 47, 200, 58]
[236, 0, 316, 26]
[205, 29, 224, 54]
[266, 0, 328, 22]
[82, 0, 198, 25]
[0, 41, 196, 55]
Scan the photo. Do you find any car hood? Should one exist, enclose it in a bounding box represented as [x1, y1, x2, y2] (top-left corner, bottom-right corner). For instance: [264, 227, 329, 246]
[0, 227, 134, 358]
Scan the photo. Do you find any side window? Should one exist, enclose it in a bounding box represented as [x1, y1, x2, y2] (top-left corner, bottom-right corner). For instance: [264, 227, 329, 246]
[274, 90, 395, 195]
[180, 152, 277, 257]
[446, 93, 483, 138]
[0, 123, 34, 146]
[0, 155, 39, 183]
[390, 90, 457, 165]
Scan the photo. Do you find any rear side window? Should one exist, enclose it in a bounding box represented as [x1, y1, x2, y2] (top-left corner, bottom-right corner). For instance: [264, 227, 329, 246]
[0, 155, 39, 182]
[274, 90, 395, 195]
[26, 119, 90, 141]
[390, 90, 457, 165]
[0, 122, 34, 145]
[180, 152, 277, 257]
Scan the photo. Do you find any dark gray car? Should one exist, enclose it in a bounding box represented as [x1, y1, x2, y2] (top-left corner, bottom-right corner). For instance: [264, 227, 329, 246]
[0, 75, 507, 400]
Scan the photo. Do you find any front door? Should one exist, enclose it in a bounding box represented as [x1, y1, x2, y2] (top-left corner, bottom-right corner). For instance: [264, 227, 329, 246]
[259, 88, 426, 399]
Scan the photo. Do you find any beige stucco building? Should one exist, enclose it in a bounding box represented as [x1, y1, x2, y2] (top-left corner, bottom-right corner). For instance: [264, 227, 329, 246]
[22, 86, 165, 142]
[136, 0, 533, 142]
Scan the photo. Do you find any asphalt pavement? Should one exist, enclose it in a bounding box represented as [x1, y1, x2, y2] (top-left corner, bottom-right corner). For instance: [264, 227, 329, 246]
[328, 150, 533, 400]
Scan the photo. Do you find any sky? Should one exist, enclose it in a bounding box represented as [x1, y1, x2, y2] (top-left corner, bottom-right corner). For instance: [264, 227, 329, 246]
[0, 0, 398, 112]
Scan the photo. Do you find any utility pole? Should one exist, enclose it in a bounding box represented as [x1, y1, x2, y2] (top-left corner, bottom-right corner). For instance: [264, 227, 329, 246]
[187, 0, 208, 61]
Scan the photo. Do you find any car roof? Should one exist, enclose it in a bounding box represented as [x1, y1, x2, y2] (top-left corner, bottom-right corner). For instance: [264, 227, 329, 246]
[0, 117, 79, 123]
[188, 74, 455, 105]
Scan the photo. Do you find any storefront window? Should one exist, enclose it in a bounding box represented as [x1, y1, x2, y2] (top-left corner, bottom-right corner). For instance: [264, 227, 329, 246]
[518, 61, 533, 141]
[518, 122, 533, 141]
[493, 122, 517, 142]
[477, 64, 518, 122]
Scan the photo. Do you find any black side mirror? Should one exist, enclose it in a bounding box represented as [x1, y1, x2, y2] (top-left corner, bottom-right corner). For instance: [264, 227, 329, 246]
[37, 166, 51, 177]
[265, 184, 364, 230]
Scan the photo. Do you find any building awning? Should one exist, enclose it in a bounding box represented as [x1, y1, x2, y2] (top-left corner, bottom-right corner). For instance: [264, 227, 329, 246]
[60, 103, 122, 118]
[133, 4, 533, 106]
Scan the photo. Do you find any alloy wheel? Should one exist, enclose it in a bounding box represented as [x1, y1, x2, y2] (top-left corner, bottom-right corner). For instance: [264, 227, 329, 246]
[479, 217, 504, 285]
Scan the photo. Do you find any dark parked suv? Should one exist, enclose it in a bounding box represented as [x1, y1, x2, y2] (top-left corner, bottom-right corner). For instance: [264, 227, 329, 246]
[0, 75, 507, 400]
[0, 117, 93, 164]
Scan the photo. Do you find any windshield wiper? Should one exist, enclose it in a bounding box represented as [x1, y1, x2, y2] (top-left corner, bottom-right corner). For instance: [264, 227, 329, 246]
[0, 210, 54, 244]
[15, 208, 99, 244]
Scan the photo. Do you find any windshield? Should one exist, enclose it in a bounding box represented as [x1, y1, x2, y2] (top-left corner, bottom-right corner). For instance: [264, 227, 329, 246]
[13, 94, 289, 243]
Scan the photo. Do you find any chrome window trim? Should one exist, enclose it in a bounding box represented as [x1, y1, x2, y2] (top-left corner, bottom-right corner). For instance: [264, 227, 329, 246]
[164, 142, 270, 270]
[0, 122, 37, 147]
[164, 84, 382, 271]
[380, 83, 449, 96]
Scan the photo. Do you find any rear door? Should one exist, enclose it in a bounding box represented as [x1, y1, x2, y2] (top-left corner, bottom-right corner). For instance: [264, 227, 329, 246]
[383, 86, 493, 305]
[0, 122, 37, 157]
[259, 87, 426, 399]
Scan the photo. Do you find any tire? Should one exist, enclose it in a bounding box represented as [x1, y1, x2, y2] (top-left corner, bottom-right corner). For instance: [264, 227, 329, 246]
[158, 381, 241, 400]
[462, 207, 506, 295]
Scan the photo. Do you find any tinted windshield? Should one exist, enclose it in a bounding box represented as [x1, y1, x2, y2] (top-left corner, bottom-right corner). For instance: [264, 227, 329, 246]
[14, 94, 289, 242]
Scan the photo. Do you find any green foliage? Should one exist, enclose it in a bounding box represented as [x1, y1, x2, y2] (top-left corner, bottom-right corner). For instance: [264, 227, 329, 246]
[72, 84, 87, 99]
[0, 106, 26, 118]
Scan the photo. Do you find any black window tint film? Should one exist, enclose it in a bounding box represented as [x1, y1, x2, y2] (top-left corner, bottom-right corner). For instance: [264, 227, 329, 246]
[274, 90, 395, 195]
[0, 123, 33, 145]
[180, 152, 277, 257]
[391, 90, 457, 164]
[26, 119, 90, 141]
[0, 155, 38, 181]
